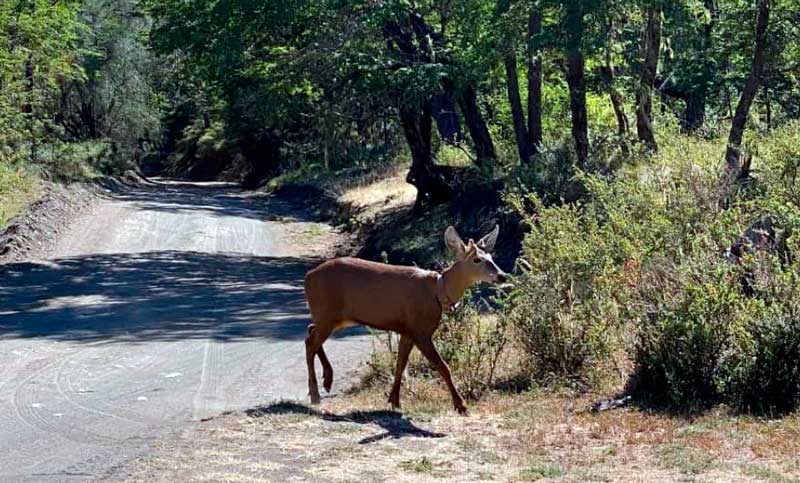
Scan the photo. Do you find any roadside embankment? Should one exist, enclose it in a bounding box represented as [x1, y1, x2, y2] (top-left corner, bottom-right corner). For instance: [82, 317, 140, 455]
[0, 181, 99, 262]
[0, 170, 154, 263]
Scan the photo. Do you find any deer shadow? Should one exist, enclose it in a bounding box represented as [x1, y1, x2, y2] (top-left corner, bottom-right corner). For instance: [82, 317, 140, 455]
[245, 401, 446, 444]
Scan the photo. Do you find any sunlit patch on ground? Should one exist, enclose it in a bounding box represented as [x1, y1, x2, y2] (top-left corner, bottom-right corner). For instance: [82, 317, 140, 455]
[31, 294, 123, 312]
[340, 173, 417, 213]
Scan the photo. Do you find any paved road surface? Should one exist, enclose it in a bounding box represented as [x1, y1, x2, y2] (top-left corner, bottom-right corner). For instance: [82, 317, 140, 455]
[0, 181, 369, 482]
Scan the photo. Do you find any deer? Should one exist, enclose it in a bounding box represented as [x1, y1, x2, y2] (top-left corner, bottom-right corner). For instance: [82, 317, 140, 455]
[303, 224, 507, 414]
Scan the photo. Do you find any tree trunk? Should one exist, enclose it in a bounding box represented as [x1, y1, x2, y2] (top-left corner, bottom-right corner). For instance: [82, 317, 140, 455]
[22, 56, 34, 115]
[684, 0, 717, 132]
[636, 2, 661, 151]
[725, 0, 771, 177]
[610, 88, 629, 137]
[400, 102, 452, 206]
[504, 50, 530, 163]
[430, 87, 463, 144]
[684, 93, 706, 131]
[242, 129, 282, 188]
[603, 19, 628, 136]
[565, 3, 589, 167]
[458, 85, 497, 167]
[527, 8, 543, 155]
[385, 9, 494, 170]
[766, 89, 772, 129]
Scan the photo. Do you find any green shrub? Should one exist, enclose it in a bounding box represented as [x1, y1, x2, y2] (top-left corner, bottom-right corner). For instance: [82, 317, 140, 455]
[504, 123, 800, 413]
[39, 140, 112, 179]
[730, 315, 800, 415]
[725, 263, 800, 414]
[503, 177, 657, 388]
[633, 256, 756, 410]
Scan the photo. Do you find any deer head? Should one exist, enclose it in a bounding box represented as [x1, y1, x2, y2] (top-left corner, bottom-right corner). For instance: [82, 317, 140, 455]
[444, 225, 507, 285]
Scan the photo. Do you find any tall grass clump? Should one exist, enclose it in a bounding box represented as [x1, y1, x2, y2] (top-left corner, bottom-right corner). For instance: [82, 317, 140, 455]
[0, 162, 39, 226]
[504, 122, 800, 413]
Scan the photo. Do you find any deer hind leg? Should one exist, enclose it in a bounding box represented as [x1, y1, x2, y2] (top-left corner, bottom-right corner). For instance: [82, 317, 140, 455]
[306, 323, 333, 404]
[388, 334, 413, 410]
[317, 343, 334, 393]
[307, 324, 334, 392]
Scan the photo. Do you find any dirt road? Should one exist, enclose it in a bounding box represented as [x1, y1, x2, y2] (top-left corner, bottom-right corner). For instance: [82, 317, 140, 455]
[0, 180, 369, 482]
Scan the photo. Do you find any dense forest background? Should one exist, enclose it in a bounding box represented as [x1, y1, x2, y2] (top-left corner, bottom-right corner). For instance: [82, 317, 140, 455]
[2, 0, 798, 195]
[4, 0, 800, 413]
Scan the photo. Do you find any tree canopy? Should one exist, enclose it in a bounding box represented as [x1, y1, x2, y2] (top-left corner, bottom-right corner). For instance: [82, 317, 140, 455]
[0, 0, 797, 196]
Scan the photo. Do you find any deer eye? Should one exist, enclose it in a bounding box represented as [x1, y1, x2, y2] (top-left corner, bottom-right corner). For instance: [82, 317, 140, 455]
[473, 257, 481, 264]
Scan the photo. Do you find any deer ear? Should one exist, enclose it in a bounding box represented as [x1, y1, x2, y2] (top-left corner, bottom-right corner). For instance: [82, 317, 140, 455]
[444, 226, 466, 258]
[477, 224, 499, 252]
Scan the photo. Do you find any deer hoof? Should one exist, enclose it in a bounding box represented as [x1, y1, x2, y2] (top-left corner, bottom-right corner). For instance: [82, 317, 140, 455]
[310, 393, 321, 405]
[455, 404, 468, 416]
[323, 374, 333, 393]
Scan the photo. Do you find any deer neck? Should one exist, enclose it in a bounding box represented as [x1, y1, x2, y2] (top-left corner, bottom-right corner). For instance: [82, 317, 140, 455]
[437, 262, 473, 310]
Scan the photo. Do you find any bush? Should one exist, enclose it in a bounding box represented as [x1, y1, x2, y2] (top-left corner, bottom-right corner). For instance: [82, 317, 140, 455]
[505, 123, 800, 413]
[730, 315, 800, 415]
[501, 193, 631, 388]
[39, 140, 113, 179]
[633, 256, 756, 410]
[725, 262, 800, 414]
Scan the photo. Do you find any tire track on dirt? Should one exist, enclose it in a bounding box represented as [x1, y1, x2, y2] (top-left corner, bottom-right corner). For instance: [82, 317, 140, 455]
[191, 338, 226, 421]
[12, 348, 121, 446]
[56, 347, 156, 428]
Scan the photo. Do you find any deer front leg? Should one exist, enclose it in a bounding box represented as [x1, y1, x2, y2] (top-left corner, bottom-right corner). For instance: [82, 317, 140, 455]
[414, 336, 467, 415]
[388, 334, 413, 410]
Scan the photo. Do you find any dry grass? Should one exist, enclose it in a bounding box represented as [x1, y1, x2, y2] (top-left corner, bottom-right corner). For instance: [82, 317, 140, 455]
[339, 173, 417, 212]
[0, 165, 40, 226]
[118, 382, 800, 483]
[338, 168, 417, 226]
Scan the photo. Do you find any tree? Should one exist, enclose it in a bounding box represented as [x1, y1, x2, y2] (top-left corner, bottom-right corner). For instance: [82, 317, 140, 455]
[527, 7, 544, 155]
[657, 1, 718, 132]
[601, 16, 629, 135]
[59, 0, 161, 161]
[564, 1, 589, 166]
[724, 0, 771, 178]
[0, 0, 86, 166]
[636, 0, 661, 151]
[498, 0, 543, 164]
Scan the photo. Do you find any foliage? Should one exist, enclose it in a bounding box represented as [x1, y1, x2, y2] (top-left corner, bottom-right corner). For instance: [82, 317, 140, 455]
[0, 0, 86, 168]
[66, 0, 163, 159]
[0, 161, 38, 226]
[505, 122, 800, 413]
[0, 0, 163, 183]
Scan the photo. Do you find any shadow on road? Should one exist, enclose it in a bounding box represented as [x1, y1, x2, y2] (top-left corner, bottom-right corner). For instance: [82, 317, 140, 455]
[245, 401, 446, 444]
[0, 251, 363, 344]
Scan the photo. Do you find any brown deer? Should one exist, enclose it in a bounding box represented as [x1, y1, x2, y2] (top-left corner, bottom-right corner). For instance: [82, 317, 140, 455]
[303, 225, 507, 414]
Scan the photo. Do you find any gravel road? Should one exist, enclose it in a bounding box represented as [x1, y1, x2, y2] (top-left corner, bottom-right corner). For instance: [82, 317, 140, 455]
[0, 180, 369, 482]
